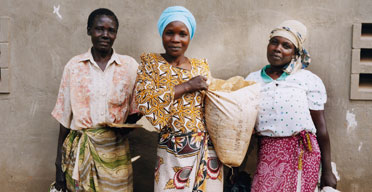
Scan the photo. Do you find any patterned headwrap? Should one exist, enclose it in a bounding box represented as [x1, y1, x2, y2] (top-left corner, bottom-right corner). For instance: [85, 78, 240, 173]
[157, 6, 196, 40]
[270, 20, 311, 74]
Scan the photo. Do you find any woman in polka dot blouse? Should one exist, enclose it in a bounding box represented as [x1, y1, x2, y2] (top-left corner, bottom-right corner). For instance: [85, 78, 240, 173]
[245, 20, 337, 191]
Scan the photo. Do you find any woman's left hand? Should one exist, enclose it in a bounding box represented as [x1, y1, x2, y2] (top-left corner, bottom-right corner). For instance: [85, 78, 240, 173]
[320, 170, 337, 188]
[118, 128, 134, 136]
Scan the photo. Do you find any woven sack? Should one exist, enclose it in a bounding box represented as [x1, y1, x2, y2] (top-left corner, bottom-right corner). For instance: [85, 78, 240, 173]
[205, 76, 260, 167]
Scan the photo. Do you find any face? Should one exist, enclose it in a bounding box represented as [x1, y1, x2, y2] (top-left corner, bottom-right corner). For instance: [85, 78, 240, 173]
[266, 36, 296, 67]
[88, 15, 118, 53]
[162, 21, 190, 58]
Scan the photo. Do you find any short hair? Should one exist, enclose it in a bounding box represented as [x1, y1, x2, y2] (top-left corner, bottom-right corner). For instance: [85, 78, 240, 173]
[87, 8, 119, 33]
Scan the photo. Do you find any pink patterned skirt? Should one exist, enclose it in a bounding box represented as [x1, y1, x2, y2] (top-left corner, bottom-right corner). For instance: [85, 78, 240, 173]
[251, 131, 320, 192]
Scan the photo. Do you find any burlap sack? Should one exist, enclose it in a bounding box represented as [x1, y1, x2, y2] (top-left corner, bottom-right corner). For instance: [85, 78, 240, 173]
[205, 76, 260, 167]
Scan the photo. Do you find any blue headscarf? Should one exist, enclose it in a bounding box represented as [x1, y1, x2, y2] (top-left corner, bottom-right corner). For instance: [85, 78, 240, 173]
[157, 6, 196, 40]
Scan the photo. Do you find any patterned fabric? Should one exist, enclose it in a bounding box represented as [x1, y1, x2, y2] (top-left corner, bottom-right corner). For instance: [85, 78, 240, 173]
[251, 132, 321, 192]
[136, 53, 210, 132]
[135, 53, 223, 192]
[52, 49, 139, 191]
[52, 49, 139, 130]
[270, 20, 311, 74]
[62, 127, 133, 192]
[245, 69, 326, 137]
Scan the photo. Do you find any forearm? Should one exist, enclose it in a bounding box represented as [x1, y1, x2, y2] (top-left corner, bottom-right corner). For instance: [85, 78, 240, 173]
[55, 124, 70, 167]
[316, 127, 332, 172]
[316, 121, 338, 188]
[310, 110, 332, 171]
[174, 82, 191, 100]
[54, 124, 70, 190]
[310, 109, 337, 188]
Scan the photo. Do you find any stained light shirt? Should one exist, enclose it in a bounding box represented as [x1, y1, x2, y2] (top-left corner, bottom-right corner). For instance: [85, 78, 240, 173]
[245, 65, 327, 137]
[52, 49, 139, 130]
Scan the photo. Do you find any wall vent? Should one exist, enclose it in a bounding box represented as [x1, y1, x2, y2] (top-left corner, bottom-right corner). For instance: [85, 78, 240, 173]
[351, 23, 372, 100]
[0, 17, 10, 94]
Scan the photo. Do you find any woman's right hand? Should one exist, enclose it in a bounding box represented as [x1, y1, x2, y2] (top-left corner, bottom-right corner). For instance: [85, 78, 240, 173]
[55, 164, 67, 191]
[321, 170, 337, 189]
[174, 75, 208, 100]
[184, 75, 208, 92]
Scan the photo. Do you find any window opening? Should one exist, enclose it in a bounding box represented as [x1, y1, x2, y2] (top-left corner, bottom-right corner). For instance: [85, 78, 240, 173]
[359, 73, 372, 92]
[361, 23, 372, 39]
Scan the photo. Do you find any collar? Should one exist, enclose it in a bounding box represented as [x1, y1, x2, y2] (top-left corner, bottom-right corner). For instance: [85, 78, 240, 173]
[78, 48, 122, 66]
[260, 65, 289, 83]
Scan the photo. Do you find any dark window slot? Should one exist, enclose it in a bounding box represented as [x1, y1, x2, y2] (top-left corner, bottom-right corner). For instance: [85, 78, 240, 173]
[359, 73, 372, 91]
[360, 49, 372, 63]
[361, 23, 372, 38]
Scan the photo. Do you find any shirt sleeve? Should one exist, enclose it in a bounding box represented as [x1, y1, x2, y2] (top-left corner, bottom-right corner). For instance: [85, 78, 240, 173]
[135, 54, 175, 131]
[245, 71, 260, 82]
[128, 58, 140, 115]
[51, 64, 72, 128]
[306, 72, 327, 110]
[199, 59, 212, 83]
[129, 83, 140, 115]
[245, 73, 253, 81]
[203, 59, 211, 78]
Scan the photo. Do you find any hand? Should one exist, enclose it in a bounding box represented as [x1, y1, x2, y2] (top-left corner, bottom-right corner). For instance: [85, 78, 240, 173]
[227, 167, 240, 184]
[185, 75, 208, 93]
[55, 165, 67, 191]
[118, 128, 134, 136]
[125, 113, 142, 124]
[321, 170, 337, 189]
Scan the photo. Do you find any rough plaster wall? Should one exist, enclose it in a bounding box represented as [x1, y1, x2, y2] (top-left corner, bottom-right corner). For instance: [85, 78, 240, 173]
[0, 0, 371, 191]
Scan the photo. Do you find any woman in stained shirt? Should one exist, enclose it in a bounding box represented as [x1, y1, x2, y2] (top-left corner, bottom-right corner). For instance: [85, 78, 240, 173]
[245, 20, 337, 192]
[135, 6, 223, 192]
[52, 8, 140, 192]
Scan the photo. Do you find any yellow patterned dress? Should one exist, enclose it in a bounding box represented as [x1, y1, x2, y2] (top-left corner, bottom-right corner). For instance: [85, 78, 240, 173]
[135, 53, 223, 192]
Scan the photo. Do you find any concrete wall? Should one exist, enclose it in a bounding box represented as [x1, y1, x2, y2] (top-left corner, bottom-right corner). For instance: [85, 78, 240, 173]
[0, 0, 371, 191]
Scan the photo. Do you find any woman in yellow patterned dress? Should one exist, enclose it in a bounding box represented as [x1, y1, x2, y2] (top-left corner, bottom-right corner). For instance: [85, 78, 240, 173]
[135, 6, 223, 192]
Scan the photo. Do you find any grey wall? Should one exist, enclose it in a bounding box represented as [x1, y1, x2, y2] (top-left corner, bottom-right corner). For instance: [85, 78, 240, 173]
[0, 0, 371, 191]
